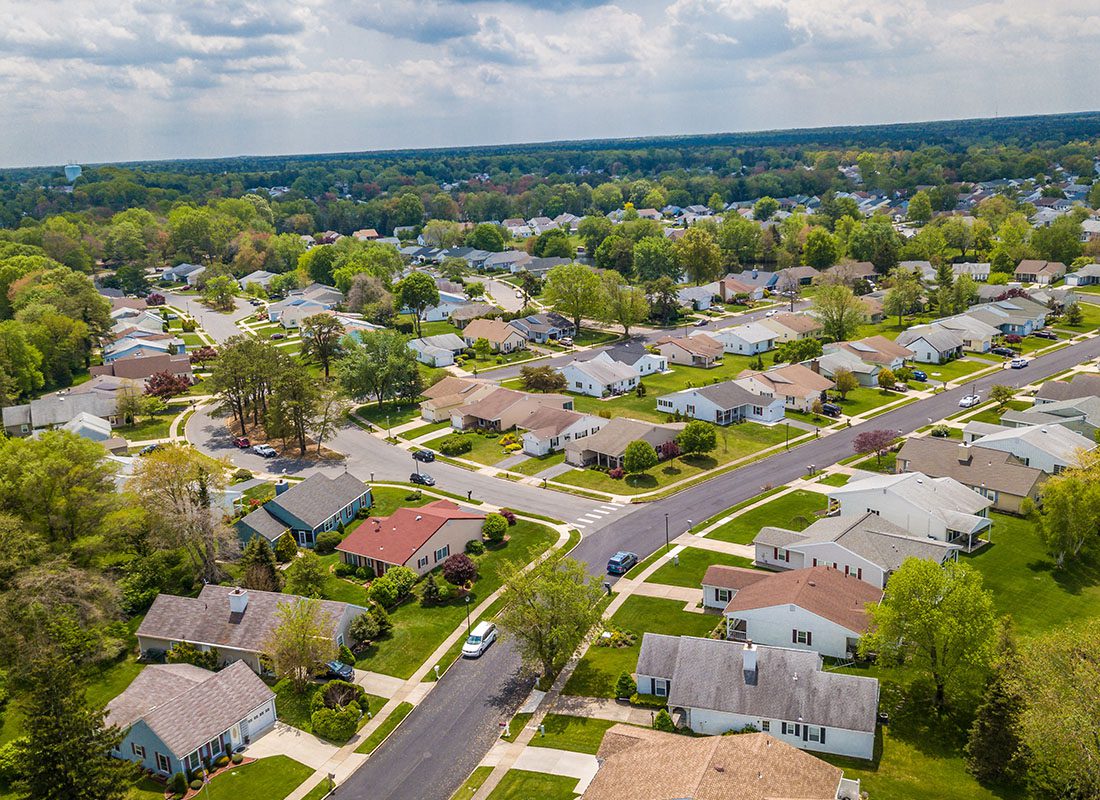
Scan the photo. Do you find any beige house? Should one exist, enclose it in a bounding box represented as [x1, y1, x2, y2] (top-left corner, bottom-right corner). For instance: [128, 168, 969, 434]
[759, 312, 823, 342]
[449, 387, 572, 431]
[337, 500, 485, 577]
[565, 417, 685, 468]
[656, 334, 724, 368]
[737, 363, 835, 413]
[461, 318, 527, 353]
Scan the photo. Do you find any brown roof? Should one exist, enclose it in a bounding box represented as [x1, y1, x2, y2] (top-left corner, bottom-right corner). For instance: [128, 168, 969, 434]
[738, 363, 834, 398]
[720, 277, 754, 294]
[702, 565, 769, 591]
[462, 318, 524, 344]
[337, 500, 483, 566]
[896, 436, 1046, 498]
[90, 353, 193, 381]
[771, 312, 821, 334]
[657, 333, 723, 358]
[110, 297, 148, 311]
[723, 566, 881, 632]
[585, 725, 843, 800]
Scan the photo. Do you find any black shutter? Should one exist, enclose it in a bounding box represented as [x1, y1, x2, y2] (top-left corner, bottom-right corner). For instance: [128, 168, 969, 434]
[792, 629, 798, 644]
[820, 727, 826, 744]
[802, 725, 808, 742]
[806, 631, 813, 646]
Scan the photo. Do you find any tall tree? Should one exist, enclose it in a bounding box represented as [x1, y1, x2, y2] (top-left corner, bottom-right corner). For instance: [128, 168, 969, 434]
[677, 420, 717, 456]
[337, 330, 419, 408]
[598, 271, 649, 337]
[264, 597, 337, 694]
[395, 272, 439, 337]
[623, 440, 658, 474]
[239, 535, 283, 592]
[812, 284, 864, 342]
[543, 262, 602, 334]
[632, 236, 678, 282]
[802, 227, 841, 269]
[883, 266, 922, 325]
[267, 358, 321, 454]
[907, 190, 934, 225]
[716, 214, 761, 268]
[644, 277, 680, 326]
[674, 227, 722, 285]
[1033, 452, 1100, 568]
[202, 274, 237, 311]
[300, 313, 345, 378]
[965, 622, 1026, 787]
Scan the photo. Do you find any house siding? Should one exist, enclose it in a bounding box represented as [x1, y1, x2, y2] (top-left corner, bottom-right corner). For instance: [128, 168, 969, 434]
[724, 604, 864, 660]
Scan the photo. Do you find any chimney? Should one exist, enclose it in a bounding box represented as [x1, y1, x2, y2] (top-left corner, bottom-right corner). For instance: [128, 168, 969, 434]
[743, 641, 758, 685]
[275, 479, 289, 496]
[809, 359, 820, 374]
[957, 443, 972, 464]
[228, 587, 249, 614]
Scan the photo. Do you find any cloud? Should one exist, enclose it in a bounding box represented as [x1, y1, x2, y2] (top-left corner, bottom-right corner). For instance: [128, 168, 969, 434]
[347, 0, 480, 43]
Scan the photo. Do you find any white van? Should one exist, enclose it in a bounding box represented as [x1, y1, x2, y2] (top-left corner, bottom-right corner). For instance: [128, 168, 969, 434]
[462, 621, 497, 659]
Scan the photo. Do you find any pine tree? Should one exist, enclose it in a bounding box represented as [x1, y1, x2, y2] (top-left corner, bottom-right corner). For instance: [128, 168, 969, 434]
[965, 623, 1026, 785]
[239, 536, 282, 592]
[422, 573, 443, 606]
[14, 651, 129, 800]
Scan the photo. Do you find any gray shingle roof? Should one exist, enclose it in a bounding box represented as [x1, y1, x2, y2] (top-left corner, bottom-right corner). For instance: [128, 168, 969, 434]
[266, 473, 369, 529]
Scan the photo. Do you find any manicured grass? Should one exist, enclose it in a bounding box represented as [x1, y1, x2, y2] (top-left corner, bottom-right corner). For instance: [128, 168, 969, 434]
[645, 547, 756, 588]
[852, 452, 898, 474]
[707, 490, 827, 544]
[86, 655, 144, 709]
[128, 776, 167, 800]
[355, 701, 414, 754]
[452, 431, 515, 466]
[270, 678, 386, 737]
[1059, 300, 1100, 331]
[117, 411, 174, 441]
[966, 512, 1100, 637]
[401, 419, 453, 440]
[467, 348, 535, 370]
[181, 333, 204, 347]
[353, 402, 423, 429]
[451, 766, 494, 800]
[205, 756, 313, 800]
[299, 779, 336, 800]
[485, 770, 579, 800]
[690, 487, 787, 533]
[966, 399, 1030, 425]
[833, 387, 904, 418]
[528, 714, 616, 754]
[563, 596, 717, 697]
[817, 472, 850, 487]
[507, 450, 566, 476]
[501, 711, 533, 742]
[922, 357, 999, 385]
[357, 520, 557, 678]
[411, 319, 463, 338]
[623, 548, 664, 579]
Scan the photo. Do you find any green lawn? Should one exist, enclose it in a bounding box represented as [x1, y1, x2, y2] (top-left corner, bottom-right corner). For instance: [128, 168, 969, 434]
[563, 596, 718, 697]
[528, 714, 616, 754]
[270, 678, 386, 737]
[204, 756, 313, 800]
[852, 452, 898, 474]
[485, 770, 579, 800]
[921, 357, 999, 385]
[353, 402, 423, 429]
[645, 547, 755, 588]
[467, 348, 536, 371]
[1059, 300, 1100, 331]
[966, 512, 1100, 636]
[507, 451, 566, 476]
[966, 399, 1030, 425]
[501, 712, 534, 742]
[86, 655, 144, 709]
[706, 490, 827, 544]
[451, 766, 493, 800]
[299, 779, 336, 800]
[117, 411, 175, 441]
[817, 472, 850, 487]
[833, 387, 905, 418]
[128, 776, 167, 800]
[452, 431, 516, 466]
[355, 701, 414, 754]
[401, 419, 453, 440]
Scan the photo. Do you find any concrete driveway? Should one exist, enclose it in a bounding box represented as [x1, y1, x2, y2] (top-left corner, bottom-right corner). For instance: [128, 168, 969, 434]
[246, 722, 339, 770]
[163, 291, 253, 343]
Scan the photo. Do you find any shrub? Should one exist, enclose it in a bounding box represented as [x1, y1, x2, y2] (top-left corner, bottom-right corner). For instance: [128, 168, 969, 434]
[499, 509, 517, 526]
[442, 553, 478, 585]
[310, 705, 360, 742]
[338, 644, 356, 665]
[405, 491, 423, 502]
[167, 642, 220, 671]
[465, 539, 486, 556]
[349, 611, 381, 645]
[274, 534, 298, 563]
[653, 709, 676, 732]
[483, 513, 508, 543]
[170, 772, 188, 795]
[438, 434, 473, 456]
[370, 604, 393, 635]
[1004, 334, 1023, 344]
[615, 672, 637, 699]
[321, 680, 362, 710]
[181, 319, 197, 332]
[608, 467, 625, 479]
[315, 531, 343, 554]
[214, 755, 229, 768]
[495, 356, 504, 364]
[230, 753, 243, 764]
[387, 565, 417, 596]
[421, 572, 443, 605]
[931, 424, 953, 438]
[232, 468, 253, 481]
[190, 780, 204, 791]
[0, 740, 23, 783]
[356, 565, 376, 581]
[310, 690, 326, 713]
[368, 577, 400, 608]
[631, 693, 670, 709]
[334, 561, 356, 578]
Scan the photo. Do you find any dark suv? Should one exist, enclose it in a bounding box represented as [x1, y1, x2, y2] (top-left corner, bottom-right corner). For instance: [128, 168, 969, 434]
[412, 449, 435, 463]
[820, 402, 842, 418]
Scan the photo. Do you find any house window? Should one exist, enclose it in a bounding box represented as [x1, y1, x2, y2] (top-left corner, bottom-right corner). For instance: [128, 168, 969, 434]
[155, 753, 171, 773]
[753, 406, 763, 415]
[761, 720, 770, 732]
[433, 545, 450, 563]
[575, 381, 583, 389]
[131, 743, 146, 759]
[792, 629, 812, 646]
[715, 588, 731, 603]
[773, 548, 788, 562]
[188, 752, 200, 771]
[686, 405, 695, 414]
[807, 726, 824, 743]
[780, 722, 801, 737]
[653, 679, 669, 697]
[417, 556, 429, 569]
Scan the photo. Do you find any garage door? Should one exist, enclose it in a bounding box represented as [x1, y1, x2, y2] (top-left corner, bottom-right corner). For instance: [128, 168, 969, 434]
[242, 701, 275, 742]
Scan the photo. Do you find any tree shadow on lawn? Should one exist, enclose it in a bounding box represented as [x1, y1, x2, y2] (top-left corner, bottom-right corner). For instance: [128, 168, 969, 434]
[1025, 554, 1100, 596]
[625, 474, 658, 489]
[877, 679, 974, 760]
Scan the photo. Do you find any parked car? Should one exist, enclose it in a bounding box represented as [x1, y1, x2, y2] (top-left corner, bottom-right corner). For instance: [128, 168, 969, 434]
[558, 337, 573, 346]
[991, 346, 1018, 357]
[1010, 357, 1029, 369]
[232, 436, 251, 449]
[515, 290, 523, 299]
[462, 621, 497, 659]
[693, 319, 708, 327]
[248, 298, 262, 306]
[959, 394, 981, 408]
[820, 402, 843, 418]
[412, 449, 435, 462]
[270, 332, 286, 341]
[1032, 329, 1058, 340]
[139, 443, 161, 456]
[252, 444, 278, 458]
[606, 551, 638, 575]
[764, 309, 777, 317]
[410, 472, 435, 486]
[911, 369, 928, 382]
[324, 660, 355, 682]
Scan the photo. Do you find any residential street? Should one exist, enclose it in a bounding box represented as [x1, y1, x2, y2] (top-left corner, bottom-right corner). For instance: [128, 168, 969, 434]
[163, 291, 254, 343]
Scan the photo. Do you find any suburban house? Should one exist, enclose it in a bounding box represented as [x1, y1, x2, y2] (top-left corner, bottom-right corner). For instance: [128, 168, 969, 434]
[1014, 259, 1066, 285]
[162, 263, 205, 285]
[676, 285, 715, 311]
[1002, 395, 1100, 439]
[775, 266, 821, 287]
[103, 334, 185, 364]
[236, 473, 372, 548]
[565, 417, 685, 468]
[510, 312, 575, 343]
[137, 585, 365, 672]
[732, 269, 778, 292]
[657, 381, 785, 425]
[107, 662, 275, 778]
[584, 343, 667, 377]
[480, 251, 531, 272]
[928, 316, 999, 353]
[737, 363, 835, 413]
[419, 377, 497, 422]
[414, 290, 468, 323]
[1034, 373, 1100, 404]
[711, 322, 777, 355]
[858, 296, 885, 323]
[656, 334, 724, 368]
[461, 318, 527, 353]
[717, 275, 766, 302]
[967, 424, 1094, 475]
[2, 387, 120, 436]
[238, 270, 276, 291]
[1065, 263, 1100, 286]
[448, 386, 571, 432]
[90, 352, 194, 384]
[814, 349, 880, 387]
[704, 565, 882, 660]
[759, 312, 823, 343]
[966, 297, 1049, 336]
[895, 325, 966, 364]
[824, 261, 877, 285]
[337, 500, 485, 577]
[449, 302, 499, 328]
[826, 336, 913, 370]
[558, 357, 638, 397]
[753, 512, 960, 588]
[827, 472, 993, 551]
[896, 437, 1046, 514]
[635, 635, 879, 760]
[516, 405, 605, 456]
[407, 333, 468, 367]
[583, 724, 861, 800]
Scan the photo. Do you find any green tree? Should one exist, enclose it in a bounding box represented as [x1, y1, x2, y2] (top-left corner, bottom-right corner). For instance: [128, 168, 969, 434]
[202, 274, 237, 311]
[337, 330, 420, 408]
[598, 271, 649, 337]
[953, 274, 978, 314]
[623, 440, 658, 474]
[577, 216, 614, 256]
[496, 555, 605, 682]
[482, 513, 508, 544]
[965, 622, 1026, 787]
[802, 227, 841, 269]
[753, 196, 779, 221]
[520, 365, 567, 393]
[267, 358, 322, 454]
[0, 319, 44, 403]
[716, 214, 761, 268]
[677, 420, 717, 456]
[674, 227, 722, 285]
[239, 536, 282, 592]
[396, 272, 440, 337]
[933, 262, 955, 315]
[1031, 215, 1083, 264]
[591, 183, 623, 214]
[883, 267, 922, 325]
[543, 262, 602, 334]
[533, 229, 573, 259]
[907, 190, 934, 226]
[860, 559, 996, 709]
[989, 384, 1015, 409]
[632, 236, 677, 282]
[645, 277, 681, 326]
[848, 216, 900, 273]
[286, 550, 328, 597]
[264, 597, 337, 694]
[773, 337, 822, 363]
[877, 367, 897, 389]
[1034, 453, 1100, 568]
[466, 223, 506, 252]
[830, 368, 856, 400]
[301, 313, 345, 378]
[1064, 301, 1083, 326]
[812, 284, 864, 342]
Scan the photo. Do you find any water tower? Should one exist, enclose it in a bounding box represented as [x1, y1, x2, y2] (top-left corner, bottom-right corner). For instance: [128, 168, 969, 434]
[64, 163, 82, 183]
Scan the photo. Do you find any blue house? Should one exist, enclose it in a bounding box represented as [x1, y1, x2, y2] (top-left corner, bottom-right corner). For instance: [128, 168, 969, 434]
[237, 473, 372, 547]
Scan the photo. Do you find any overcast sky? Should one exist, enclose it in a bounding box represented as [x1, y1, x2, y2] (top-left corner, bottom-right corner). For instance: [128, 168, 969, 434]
[1, 0, 1098, 168]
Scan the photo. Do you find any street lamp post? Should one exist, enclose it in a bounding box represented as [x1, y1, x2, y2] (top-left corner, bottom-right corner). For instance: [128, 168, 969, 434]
[785, 422, 790, 450]
[465, 595, 472, 635]
[664, 513, 670, 553]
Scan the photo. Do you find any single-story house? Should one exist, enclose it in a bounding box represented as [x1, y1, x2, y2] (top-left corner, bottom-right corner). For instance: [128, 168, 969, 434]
[711, 322, 777, 355]
[774, 266, 820, 287]
[823, 261, 877, 285]
[558, 357, 638, 397]
[510, 312, 575, 343]
[107, 662, 275, 778]
[826, 336, 913, 370]
[162, 263, 205, 285]
[90, 352, 194, 384]
[1065, 263, 1100, 287]
[759, 312, 823, 343]
[584, 343, 667, 377]
[565, 417, 684, 468]
[418, 376, 498, 422]
[1014, 260, 1066, 285]
[236, 473, 372, 548]
[737, 363, 834, 413]
[461, 318, 527, 353]
[137, 585, 365, 673]
[753, 511, 960, 588]
[708, 565, 882, 660]
[1003, 395, 1100, 440]
[103, 334, 185, 364]
[516, 406, 605, 456]
[408, 333, 468, 367]
[656, 334, 724, 368]
[813, 349, 880, 387]
[449, 302, 499, 328]
[337, 500, 485, 577]
[895, 325, 965, 364]
[657, 381, 785, 425]
[717, 276, 765, 302]
[896, 437, 1046, 514]
[966, 297, 1049, 336]
[238, 270, 276, 291]
[480, 251, 531, 272]
[636, 634, 879, 760]
[2, 388, 120, 436]
[414, 291, 468, 323]
[930, 316, 999, 353]
[1034, 373, 1100, 404]
[449, 387, 572, 432]
[677, 285, 715, 311]
[967, 423, 1095, 475]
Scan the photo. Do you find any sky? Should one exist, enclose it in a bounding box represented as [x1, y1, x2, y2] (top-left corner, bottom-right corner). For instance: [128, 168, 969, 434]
[1, 0, 1099, 168]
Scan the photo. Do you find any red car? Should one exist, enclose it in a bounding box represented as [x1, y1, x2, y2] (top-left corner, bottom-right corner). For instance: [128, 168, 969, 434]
[232, 436, 251, 449]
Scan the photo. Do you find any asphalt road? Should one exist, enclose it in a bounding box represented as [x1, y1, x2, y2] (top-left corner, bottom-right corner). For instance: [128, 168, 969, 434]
[163, 291, 254, 343]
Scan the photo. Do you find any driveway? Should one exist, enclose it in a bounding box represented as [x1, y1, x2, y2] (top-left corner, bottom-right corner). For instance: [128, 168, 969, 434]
[163, 291, 253, 343]
[484, 278, 526, 313]
[246, 722, 339, 770]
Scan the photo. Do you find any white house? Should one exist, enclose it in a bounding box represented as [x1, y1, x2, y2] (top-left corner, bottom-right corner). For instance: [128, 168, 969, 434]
[516, 406, 605, 456]
[558, 358, 638, 398]
[758, 312, 823, 343]
[752, 511, 961, 588]
[407, 333, 467, 367]
[711, 322, 778, 355]
[415, 291, 467, 322]
[636, 635, 879, 761]
[656, 381, 785, 425]
[238, 270, 276, 291]
[969, 424, 1094, 475]
[827, 472, 993, 551]
[737, 363, 835, 413]
[930, 316, 999, 353]
[895, 325, 966, 364]
[813, 350, 880, 387]
[585, 345, 667, 377]
[704, 566, 882, 660]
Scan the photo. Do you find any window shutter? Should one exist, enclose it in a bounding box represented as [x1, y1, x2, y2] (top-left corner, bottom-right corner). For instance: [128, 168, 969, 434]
[774, 547, 778, 559]
[781, 722, 788, 735]
[803, 725, 809, 741]
[806, 631, 813, 646]
[820, 727, 826, 744]
[792, 629, 798, 644]
[812, 558, 817, 567]
[857, 568, 863, 580]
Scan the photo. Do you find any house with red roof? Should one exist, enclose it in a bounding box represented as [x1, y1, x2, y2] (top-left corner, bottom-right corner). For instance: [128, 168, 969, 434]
[336, 500, 485, 577]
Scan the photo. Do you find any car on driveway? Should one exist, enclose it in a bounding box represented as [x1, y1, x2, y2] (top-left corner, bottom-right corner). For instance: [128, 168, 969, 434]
[1010, 357, 1029, 369]
[820, 402, 842, 418]
[991, 346, 1017, 357]
[1032, 329, 1058, 340]
[959, 394, 981, 408]
[139, 443, 161, 456]
[412, 449, 435, 462]
[324, 660, 355, 682]
[911, 369, 927, 382]
[606, 551, 638, 575]
[252, 444, 278, 458]
[232, 436, 251, 449]
[410, 472, 435, 486]
[764, 309, 777, 317]
[693, 319, 708, 327]
[270, 332, 286, 341]
[558, 337, 573, 346]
